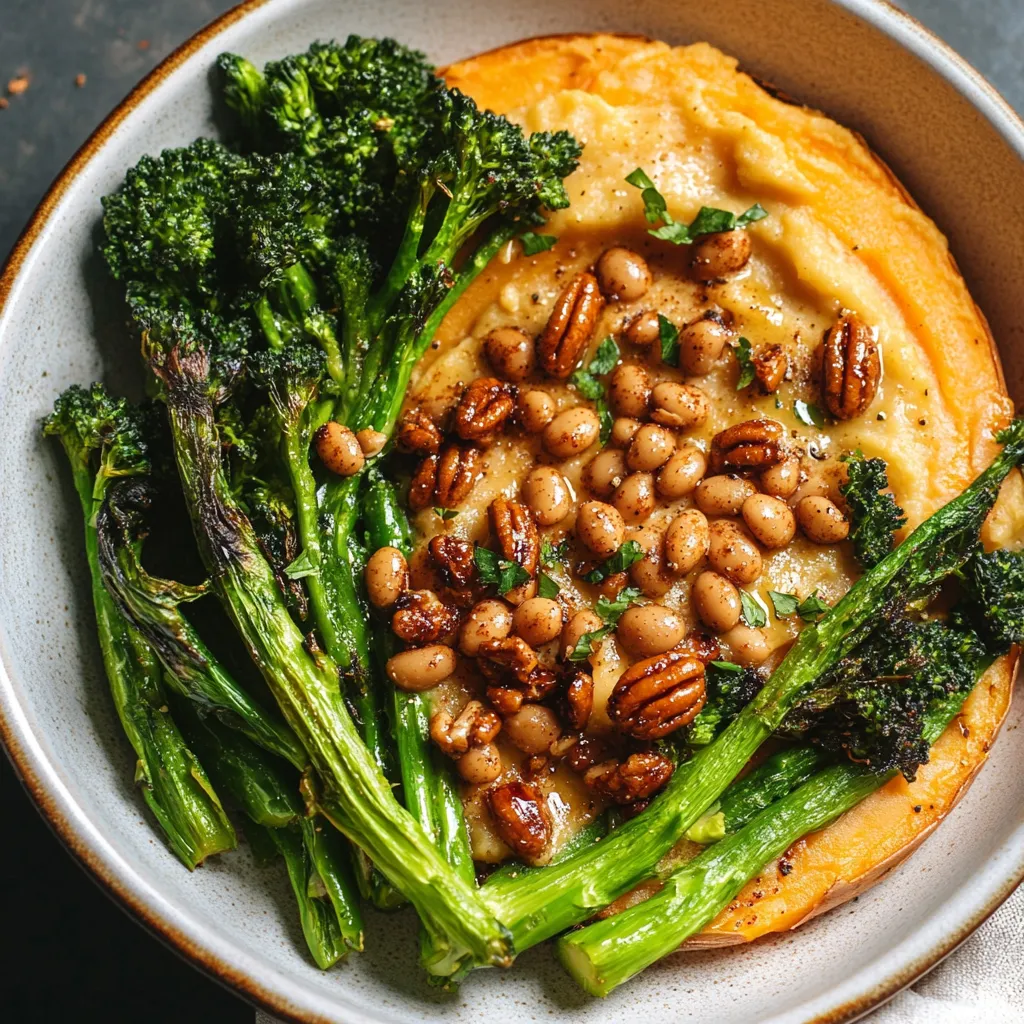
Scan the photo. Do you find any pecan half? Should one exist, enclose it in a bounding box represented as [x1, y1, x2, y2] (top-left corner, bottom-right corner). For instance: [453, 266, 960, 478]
[584, 751, 675, 804]
[608, 646, 707, 740]
[397, 408, 443, 455]
[454, 377, 517, 445]
[428, 534, 476, 589]
[487, 781, 551, 864]
[562, 670, 594, 731]
[753, 344, 787, 394]
[822, 314, 880, 420]
[709, 418, 786, 473]
[478, 636, 538, 683]
[408, 444, 480, 511]
[391, 589, 460, 645]
[429, 700, 501, 758]
[537, 271, 605, 379]
[488, 497, 540, 575]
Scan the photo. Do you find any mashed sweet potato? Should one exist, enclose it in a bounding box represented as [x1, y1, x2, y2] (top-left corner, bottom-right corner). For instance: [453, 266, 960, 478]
[419, 34, 1022, 940]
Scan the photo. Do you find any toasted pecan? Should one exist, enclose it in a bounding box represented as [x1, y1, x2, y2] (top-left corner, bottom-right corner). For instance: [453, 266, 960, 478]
[608, 646, 707, 740]
[822, 314, 880, 420]
[537, 271, 605, 379]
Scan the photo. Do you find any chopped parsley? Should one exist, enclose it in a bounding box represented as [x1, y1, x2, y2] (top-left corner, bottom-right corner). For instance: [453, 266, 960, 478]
[734, 336, 756, 391]
[537, 571, 561, 599]
[432, 506, 459, 521]
[474, 545, 531, 595]
[570, 336, 619, 446]
[569, 585, 643, 661]
[625, 167, 768, 245]
[793, 400, 826, 428]
[768, 589, 831, 623]
[739, 589, 768, 628]
[540, 538, 570, 569]
[658, 313, 680, 366]
[595, 586, 643, 626]
[583, 540, 645, 583]
[519, 231, 557, 255]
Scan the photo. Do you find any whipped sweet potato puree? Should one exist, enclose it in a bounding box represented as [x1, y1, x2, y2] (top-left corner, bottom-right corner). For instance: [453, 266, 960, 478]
[397, 35, 1020, 928]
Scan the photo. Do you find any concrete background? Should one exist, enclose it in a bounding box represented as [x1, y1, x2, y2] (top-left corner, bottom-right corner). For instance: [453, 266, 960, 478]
[1, 2, 1020, 1021]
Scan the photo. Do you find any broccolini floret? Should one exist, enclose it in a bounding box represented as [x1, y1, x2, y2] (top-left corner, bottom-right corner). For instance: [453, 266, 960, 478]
[840, 451, 907, 568]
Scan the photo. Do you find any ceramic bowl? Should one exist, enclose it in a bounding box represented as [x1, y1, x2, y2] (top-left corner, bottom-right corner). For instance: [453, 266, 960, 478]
[2, 1, 1022, 1022]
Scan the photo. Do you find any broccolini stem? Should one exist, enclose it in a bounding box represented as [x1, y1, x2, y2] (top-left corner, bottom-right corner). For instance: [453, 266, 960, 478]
[59, 451, 235, 869]
[274, 352, 403, 908]
[686, 746, 828, 842]
[478, 423, 1024, 966]
[557, 666, 989, 995]
[263, 822, 358, 969]
[356, 222, 519, 438]
[95, 486, 307, 771]
[161, 344, 511, 969]
[363, 474, 474, 883]
[175, 697, 365, 964]
[559, 763, 881, 995]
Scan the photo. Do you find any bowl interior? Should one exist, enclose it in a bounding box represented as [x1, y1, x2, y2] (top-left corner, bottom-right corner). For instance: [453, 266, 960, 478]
[2, 2, 1022, 1023]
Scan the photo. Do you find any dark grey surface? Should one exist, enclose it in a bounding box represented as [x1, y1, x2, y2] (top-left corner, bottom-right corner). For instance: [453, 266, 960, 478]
[0, 2, 1021, 1022]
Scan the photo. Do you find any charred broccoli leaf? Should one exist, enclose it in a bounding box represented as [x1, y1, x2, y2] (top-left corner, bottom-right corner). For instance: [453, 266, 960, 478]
[783, 613, 987, 780]
[954, 545, 1024, 654]
[840, 451, 907, 568]
[687, 661, 762, 747]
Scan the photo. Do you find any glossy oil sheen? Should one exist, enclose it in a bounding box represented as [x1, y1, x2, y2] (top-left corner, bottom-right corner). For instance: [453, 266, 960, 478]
[0, 2, 1022, 1022]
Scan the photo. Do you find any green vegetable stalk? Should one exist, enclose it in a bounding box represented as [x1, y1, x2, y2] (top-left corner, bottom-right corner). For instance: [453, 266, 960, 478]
[558, 656, 990, 995]
[685, 746, 827, 843]
[157, 338, 510, 971]
[44, 385, 235, 869]
[363, 472, 475, 885]
[475, 422, 1024, 969]
[95, 477, 306, 770]
[177, 699, 363, 966]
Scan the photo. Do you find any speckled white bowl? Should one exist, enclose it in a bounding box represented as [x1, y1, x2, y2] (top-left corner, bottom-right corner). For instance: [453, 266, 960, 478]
[2, 1, 1022, 1022]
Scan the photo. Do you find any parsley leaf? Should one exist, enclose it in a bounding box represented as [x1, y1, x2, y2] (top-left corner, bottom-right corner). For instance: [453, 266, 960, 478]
[588, 336, 620, 376]
[570, 370, 604, 400]
[571, 336, 620, 397]
[625, 167, 669, 225]
[597, 397, 614, 447]
[569, 336, 619, 445]
[658, 314, 680, 367]
[568, 625, 614, 662]
[709, 660, 744, 674]
[537, 571, 561, 599]
[474, 546, 531, 595]
[520, 231, 557, 255]
[567, 583, 641, 659]
[625, 170, 769, 244]
[432, 506, 459, 521]
[283, 548, 319, 580]
[595, 586, 642, 625]
[797, 591, 830, 622]
[793, 400, 826, 427]
[540, 538, 569, 569]
[734, 336, 756, 390]
[768, 590, 800, 618]
[739, 590, 768, 628]
[583, 540, 645, 583]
